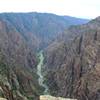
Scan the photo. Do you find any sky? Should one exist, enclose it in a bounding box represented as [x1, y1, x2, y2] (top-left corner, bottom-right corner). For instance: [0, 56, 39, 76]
[0, 0, 100, 19]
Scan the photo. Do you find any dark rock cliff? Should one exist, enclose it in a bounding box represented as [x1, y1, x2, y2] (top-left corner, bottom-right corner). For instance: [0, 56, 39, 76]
[0, 18, 41, 100]
[44, 17, 100, 100]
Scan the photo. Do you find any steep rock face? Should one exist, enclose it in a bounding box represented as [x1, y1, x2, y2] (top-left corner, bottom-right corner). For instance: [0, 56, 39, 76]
[44, 17, 100, 100]
[0, 13, 89, 49]
[0, 18, 41, 100]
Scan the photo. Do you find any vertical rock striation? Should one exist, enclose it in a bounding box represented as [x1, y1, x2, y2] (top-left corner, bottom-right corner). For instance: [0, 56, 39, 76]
[44, 17, 100, 100]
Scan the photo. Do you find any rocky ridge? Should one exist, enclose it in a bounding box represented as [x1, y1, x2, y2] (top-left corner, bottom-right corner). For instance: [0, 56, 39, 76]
[0, 16, 41, 100]
[44, 17, 100, 100]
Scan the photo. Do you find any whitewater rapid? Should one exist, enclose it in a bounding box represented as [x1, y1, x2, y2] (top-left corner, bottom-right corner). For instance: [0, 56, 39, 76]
[37, 51, 49, 94]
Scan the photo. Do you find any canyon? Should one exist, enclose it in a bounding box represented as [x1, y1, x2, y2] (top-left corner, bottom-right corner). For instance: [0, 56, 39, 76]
[0, 12, 100, 100]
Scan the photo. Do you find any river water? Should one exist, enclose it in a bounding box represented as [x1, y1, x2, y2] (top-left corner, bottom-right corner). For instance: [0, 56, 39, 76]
[37, 51, 49, 94]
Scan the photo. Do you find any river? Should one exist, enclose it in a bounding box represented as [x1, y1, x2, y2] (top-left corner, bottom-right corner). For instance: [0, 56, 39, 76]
[37, 51, 49, 94]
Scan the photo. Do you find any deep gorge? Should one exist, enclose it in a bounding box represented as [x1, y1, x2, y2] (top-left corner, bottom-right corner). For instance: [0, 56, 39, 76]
[0, 12, 100, 100]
